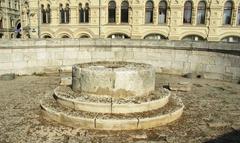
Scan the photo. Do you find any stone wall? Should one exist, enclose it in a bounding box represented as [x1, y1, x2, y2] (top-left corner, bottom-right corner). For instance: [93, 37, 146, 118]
[0, 39, 239, 82]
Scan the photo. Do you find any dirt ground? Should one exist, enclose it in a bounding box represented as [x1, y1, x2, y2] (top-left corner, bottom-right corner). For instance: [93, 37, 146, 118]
[0, 73, 239, 143]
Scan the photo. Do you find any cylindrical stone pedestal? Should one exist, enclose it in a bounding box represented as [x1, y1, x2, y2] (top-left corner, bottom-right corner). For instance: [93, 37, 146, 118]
[72, 62, 155, 97]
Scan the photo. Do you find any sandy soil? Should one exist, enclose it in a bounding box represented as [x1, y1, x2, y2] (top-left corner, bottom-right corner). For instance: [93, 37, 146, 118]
[0, 73, 239, 143]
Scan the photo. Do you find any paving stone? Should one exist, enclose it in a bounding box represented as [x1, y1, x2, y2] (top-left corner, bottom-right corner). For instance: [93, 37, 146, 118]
[60, 77, 72, 86]
[207, 122, 231, 128]
[130, 133, 148, 140]
[231, 124, 240, 131]
[169, 81, 192, 92]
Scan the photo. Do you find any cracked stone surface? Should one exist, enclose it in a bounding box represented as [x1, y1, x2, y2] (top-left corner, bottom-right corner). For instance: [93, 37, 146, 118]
[0, 73, 240, 143]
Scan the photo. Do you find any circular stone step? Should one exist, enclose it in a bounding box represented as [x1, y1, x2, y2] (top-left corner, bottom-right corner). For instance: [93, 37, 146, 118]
[40, 95, 184, 130]
[53, 86, 171, 113]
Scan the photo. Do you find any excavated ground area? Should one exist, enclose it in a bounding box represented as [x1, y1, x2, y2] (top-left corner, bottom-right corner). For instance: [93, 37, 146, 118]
[0, 73, 240, 143]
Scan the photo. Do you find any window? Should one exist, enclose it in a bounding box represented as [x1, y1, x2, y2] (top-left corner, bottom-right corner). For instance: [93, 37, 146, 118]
[0, 33, 3, 38]
[108, 1, 116, 23]
[182, 35, 205, 41]
[60, 4, 65, 23]
[80, 35, 90, 38]
[221, 36, 240, 43]
[159, 0, 167, 24]
[79, 3, 89, 23]
[79, 3, 84, 23]
[121, 1, 129, 23]
[10, 18, 14, 28]
[108, 33, 130, 39]
[14, 0, 17, 9]
[145, 0, 153, 23]
[46, 4, 51, 23]
[43, 35, 52, 38]
[65, 4, 70, 23]
[62, 35, 70, 38]
[0, 18, 3, 29]
[183, 1, 192, 24]
[41, 4, 46, 23]
[84, 3, 89, 23]
[237, 5, 240, 25]
[144, 34, 167, 40]
[9, 1, 11, 8]
[223, 1, 233, 25]
[60, 3, 70, 24]
[16, 23, 21, 38]
[41, 4, 51, 24]
[197, 1, 206, 24]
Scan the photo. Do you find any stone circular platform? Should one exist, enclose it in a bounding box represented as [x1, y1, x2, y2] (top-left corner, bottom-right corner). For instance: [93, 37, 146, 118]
[40, 93, 184, 130]
[72, 62, 155, 97]
[40, 61, 184, 130]
[53, 86, 170, 113]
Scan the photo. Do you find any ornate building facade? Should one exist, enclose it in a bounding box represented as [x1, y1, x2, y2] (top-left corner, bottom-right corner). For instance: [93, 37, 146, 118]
[20, 0, 240, 42]
[0, 0, 21, 39]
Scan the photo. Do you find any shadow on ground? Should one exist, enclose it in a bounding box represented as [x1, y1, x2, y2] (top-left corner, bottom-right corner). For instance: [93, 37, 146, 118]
[204, 130, 240, 143]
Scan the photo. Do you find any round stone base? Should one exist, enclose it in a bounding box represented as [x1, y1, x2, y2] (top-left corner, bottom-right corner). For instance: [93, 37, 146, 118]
[72, 62, 155, 97]
[40, 94, 184, 130]
[53, 86, 171, 113]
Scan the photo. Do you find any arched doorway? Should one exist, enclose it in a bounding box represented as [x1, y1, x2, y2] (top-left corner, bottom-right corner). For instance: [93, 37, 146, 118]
[16, 23, 21, 38]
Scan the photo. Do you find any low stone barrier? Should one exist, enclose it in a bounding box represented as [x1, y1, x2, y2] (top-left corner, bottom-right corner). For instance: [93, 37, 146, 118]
[0, 39, 239, 82]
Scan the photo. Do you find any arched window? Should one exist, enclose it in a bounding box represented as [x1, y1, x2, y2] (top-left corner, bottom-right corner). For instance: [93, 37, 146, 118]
[60, 3, 70, 24]
[80, 34, 90, 38]
[221, 36, 240, 43]
[10, 18, 14, 28]
[79, 3, 84, 23]
[108, 1, 116, 23]
[65, 4, 70, 23]
[16, 23, 21, 38]
[121, 1, 129, 23]
[108, 33, 130, 39]
[197, 1, 206, 24]
[145, 0, 154, 23]
[144, 34, 167, 40]
[60, 4, 65, 23]
[0, 18, 3, 29]
[11, 33, 14, 38]
[182, 35, 205, 41]
[223, 1, 233, 25]
[62, 35, 70, 38]
[43, 35, 52, 38]
[14, 0, 17, 9]
[159, 0, 167, 24]
[183, 1, 192, 24]
[84, 3, 89, 23]
[46, 4, 51, 23]
[237, 4, 240, 25]
[41, 4, 46, 23]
